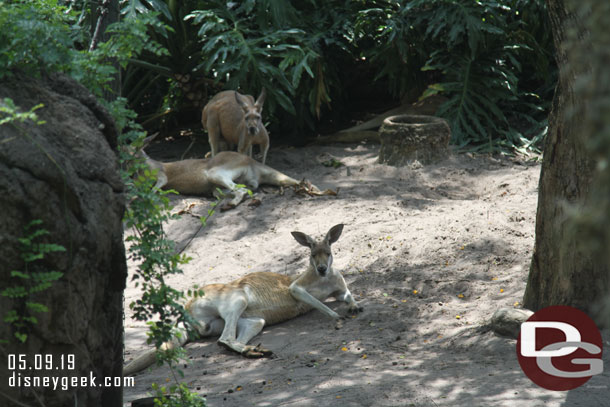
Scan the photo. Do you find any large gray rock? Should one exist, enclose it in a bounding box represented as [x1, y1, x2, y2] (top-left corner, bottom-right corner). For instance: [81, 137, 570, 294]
[378, 114, 451, 166]
[0, 73, 126, 406]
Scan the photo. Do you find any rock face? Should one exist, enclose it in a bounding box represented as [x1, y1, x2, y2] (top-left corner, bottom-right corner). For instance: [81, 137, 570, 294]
[0, 73, 126, 406]
[378, 114, 451, 166]
[490, 308, 534, 339]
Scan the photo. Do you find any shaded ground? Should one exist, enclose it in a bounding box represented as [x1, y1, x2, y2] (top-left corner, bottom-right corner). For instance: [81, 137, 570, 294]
[123, 140, 610, 407]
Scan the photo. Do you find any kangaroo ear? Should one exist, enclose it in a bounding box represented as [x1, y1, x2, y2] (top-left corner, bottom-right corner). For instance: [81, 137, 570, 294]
[234, 91, 250, 112]
[325, 224, 344, 245]
[254, 88, 266, 112]
[142, 132, 159, 149]
[291, 231, 314, 248]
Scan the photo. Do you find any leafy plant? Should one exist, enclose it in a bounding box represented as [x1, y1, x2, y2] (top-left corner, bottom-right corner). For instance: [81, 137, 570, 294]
[354, 1, 430, 99]
[407, 0, 554, 152]
[0, 0, 77, 79]
[121, 0, 207, 125]
[2, 220, 65, 343]
[120, 0, 554, 152]
[0, 98, 45, 127]
[152, 382, 207, 407]
[1, 2, 206, 403]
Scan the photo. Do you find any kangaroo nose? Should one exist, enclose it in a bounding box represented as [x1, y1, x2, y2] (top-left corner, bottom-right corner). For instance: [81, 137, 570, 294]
[249, 126, 257, 135]
[317, 264, 327, 275]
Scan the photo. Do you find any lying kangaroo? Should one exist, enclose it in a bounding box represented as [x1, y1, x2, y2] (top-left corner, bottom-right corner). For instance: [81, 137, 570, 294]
[141, 149, 310, 207]
[123, 224, 362, 375]
[202, 89, 270, 165]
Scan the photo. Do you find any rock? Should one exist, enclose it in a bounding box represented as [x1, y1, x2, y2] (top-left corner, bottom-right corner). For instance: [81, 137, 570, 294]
[378, 114, 451, 166]
[490, 308, 534, 338]
[0, 73, 126, 406]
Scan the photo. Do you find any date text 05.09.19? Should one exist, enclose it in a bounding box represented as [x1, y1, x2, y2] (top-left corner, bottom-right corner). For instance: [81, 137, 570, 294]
[7, 354, 75, 371]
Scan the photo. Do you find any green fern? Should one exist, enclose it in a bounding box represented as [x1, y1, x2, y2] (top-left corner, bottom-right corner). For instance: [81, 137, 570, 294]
[413, 0, 553, 152]
[2, 220, 65, 343]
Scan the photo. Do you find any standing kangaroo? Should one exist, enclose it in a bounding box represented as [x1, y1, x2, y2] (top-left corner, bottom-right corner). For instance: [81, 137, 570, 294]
[123, 224, 362, 375]
[202, 89, 270, 165]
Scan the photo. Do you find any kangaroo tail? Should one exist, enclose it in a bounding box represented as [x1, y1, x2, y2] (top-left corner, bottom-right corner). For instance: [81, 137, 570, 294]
[123, 327, 189, 376]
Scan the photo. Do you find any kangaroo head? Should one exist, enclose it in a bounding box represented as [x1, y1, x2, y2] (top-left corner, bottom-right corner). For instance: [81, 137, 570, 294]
[235, 89, 266, 137]
[121, 133, 159, 157]
[291, 224, 344, 277]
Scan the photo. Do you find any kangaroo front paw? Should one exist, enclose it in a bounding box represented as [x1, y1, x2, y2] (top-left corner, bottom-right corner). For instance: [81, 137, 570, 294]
[242, 344, 273, 358]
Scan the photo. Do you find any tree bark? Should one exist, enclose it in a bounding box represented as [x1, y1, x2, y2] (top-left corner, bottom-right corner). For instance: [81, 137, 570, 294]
[90, 0, 120, 100]
[523, 0, 609, 317]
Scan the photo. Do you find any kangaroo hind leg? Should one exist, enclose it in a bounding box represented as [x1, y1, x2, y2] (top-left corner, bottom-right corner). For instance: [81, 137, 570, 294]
[216, 291, 248, 353]
[205, 109, 222, 157]
[236, 317, 272, 358]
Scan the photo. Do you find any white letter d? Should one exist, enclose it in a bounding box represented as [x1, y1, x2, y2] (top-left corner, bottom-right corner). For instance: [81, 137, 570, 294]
[520, 321, 580, 357]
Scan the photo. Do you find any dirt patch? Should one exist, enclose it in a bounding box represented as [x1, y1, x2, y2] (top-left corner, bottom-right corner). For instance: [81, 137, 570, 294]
[123, 141, 610, 407]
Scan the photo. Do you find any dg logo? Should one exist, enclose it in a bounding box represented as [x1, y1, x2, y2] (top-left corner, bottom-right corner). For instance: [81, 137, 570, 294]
[516, 305, 604, 391]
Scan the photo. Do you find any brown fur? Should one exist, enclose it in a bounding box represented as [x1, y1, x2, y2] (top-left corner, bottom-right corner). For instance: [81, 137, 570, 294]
[123, 224, 362, 376]
[140, 150, 308, 207]
[202, 89, 270, 164]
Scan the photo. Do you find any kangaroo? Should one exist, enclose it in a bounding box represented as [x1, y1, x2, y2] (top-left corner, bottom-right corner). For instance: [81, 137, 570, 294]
[123, 224, 362, 375]
[140, 149, 313, 208]
[202, 89, 270, 165]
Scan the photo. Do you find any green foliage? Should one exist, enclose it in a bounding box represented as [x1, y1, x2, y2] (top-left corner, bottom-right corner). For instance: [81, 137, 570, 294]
[354, 1, 429, 98]
[363, 0, 554, 153]
[119, 126, 194, 354]
[121, 0, 203, 121]
[151, 382, 207, 407]
[0, 0, 168, 101]
[120, 0, 554, 152]
[122, 0, 357, 131]
[72, 11, 170, 98]
[2, 220, 65, 343]
[189, 0, 360, 127]
[0, 0, 77, 79]
[1, 2, 205, 402]
[0, 98, 45, 127]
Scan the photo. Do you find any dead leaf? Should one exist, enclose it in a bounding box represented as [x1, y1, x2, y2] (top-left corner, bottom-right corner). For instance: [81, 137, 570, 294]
[220, 202, 236, 212]
[174, 202, 197, 215]
[247, 198, 262, 208]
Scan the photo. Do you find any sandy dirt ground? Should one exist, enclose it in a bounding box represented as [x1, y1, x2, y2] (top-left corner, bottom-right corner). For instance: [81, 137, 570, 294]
[122, 139, 610, 407]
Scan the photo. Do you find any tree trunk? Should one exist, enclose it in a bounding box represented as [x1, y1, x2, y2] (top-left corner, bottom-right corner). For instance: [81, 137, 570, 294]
[523, 0, 609, 317]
